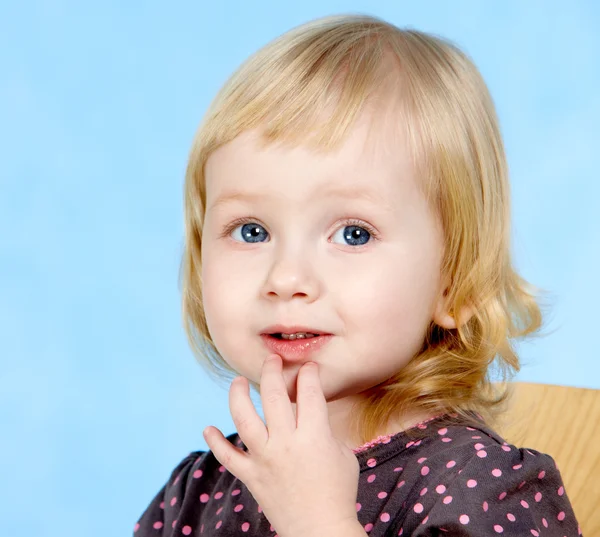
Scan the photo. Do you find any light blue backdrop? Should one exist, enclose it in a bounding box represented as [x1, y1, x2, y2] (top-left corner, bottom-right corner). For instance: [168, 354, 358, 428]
[1, 2, 598, 536]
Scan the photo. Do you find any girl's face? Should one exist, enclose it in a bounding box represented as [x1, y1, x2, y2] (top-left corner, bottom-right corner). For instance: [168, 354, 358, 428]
[201, 108, 451, 443]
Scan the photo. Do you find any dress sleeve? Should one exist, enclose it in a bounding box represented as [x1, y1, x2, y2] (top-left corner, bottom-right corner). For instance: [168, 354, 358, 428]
[409, 444, 582, 536]
[133, 451, 201, 536]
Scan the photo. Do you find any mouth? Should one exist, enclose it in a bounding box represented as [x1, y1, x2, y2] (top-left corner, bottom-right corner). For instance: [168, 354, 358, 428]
[261, 325, 332, 338]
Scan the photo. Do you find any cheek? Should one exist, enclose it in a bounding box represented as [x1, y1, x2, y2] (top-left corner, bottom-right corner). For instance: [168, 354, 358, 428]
[201, 257, 245, 352]
[342, 261, 438, 351]
[348, 264, 435, 320]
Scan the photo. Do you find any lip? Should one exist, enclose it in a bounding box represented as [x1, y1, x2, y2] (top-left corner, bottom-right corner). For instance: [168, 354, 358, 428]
[260, 334, 333, 362]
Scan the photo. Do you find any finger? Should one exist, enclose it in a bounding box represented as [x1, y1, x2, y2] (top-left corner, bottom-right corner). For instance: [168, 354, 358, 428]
[229, 375, 268, 454]
[203, 425, 251, 481]
[260, 354, 296, 437]
[296, 361, 330, 431]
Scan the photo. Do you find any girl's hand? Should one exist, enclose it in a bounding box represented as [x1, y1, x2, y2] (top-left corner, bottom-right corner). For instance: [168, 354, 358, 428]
[203, 354, 361, 537]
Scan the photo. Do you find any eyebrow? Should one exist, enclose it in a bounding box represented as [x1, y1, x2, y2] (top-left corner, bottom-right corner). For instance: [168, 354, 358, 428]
[208, 186, 386, 212]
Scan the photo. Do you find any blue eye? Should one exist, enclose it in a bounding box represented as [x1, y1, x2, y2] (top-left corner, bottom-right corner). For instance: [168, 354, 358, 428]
[232, 222, 268, 244]
[225, 218, 378, 246]
[330, 225, 372, 246]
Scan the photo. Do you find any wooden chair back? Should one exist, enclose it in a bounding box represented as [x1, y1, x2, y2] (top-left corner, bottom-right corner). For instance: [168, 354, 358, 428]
[496, 382, 600, 535]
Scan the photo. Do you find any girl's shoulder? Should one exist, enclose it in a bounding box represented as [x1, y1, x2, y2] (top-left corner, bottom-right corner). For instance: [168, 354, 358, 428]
[357, 415, 582, 536]
[133, 432, 246, 536]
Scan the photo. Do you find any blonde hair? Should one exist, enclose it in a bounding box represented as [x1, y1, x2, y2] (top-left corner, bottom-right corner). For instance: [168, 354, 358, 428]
[180, 14, 552, 445]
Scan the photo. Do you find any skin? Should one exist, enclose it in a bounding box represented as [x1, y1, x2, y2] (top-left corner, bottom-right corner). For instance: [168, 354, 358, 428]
[200, 103, 469, 451]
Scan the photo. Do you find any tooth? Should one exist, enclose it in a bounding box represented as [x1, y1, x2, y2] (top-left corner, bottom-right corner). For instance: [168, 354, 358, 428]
[281, 332, 316, 340]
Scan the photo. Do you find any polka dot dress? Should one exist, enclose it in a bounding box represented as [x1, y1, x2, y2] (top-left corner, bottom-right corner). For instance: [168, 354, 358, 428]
[133, 413, 582, 536]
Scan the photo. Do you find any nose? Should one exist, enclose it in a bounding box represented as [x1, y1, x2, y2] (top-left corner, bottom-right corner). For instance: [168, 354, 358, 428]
[261, 256, 320, 302]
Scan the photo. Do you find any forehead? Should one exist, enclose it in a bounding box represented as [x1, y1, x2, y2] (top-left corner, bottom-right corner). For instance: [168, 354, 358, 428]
[205, 105, 415, 213]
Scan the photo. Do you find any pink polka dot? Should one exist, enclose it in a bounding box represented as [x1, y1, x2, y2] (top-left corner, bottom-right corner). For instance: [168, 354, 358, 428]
[438, 428, 448, 435]
[414, 503, 424, 514]
[159, 501, 165, 509]
[477, 450, 487, 458]
[398, 480, 406, 488]
[542, 518, 548, 528]
[483, 501, 489, 512]
[513, 464, 522, 470]
[492, 469, 502, 477]
[499, 492, 507, 500]
[214, 492, 224, 499]
[367, 458, 377, 468]
[521, 500, 529, 508]
[182, 526, 192, 535]
[241, 522, 250, 532]
[530, 530, 539, 536]
[507, 513, 516, 522]
[436, 484, 446, 494]
[502, 445, 511, 452]
[535, 492, 542, 502]
[557, 511, 566, 521]
[216, 507, 223, 515]
[234, 504, 244, 512]
[134, 523, 140, 533]
[380, 513, 391, 522]
[538, 470, 546, 479]
[367, 474, 376, 483]
[421, 466, 430, 476]
[420, 488, 428, 496]
[442, 437, 452, 442]
[172, 520, 177, 529]
[193, 469, 203, 478]
[170, 497, 177, 506]
[356, 502, 362, 511]
[153, 522, 163, 529]
[443, 496, 453, 504]
[365, 523, 373, 531]
[378, 491, 388, 499]
[418, 457, 428, 463]
[421, 515, 429, 524]
[446, 460, 456, 468]
[232, 489, 241, 496]
[467, 479, 477, 488]
[474, 443, 485, 450]
[216, 521, 222, 529]
[459, 514, 470, 525]
[494, 525, 504, 533]
[558, 486, 564, 496]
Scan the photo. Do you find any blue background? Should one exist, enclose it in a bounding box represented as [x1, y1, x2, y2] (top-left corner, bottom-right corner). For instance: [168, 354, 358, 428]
[1, 2, 598, 535]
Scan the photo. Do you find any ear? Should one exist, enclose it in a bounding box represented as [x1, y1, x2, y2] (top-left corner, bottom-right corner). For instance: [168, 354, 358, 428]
[432, 285, 475, 330]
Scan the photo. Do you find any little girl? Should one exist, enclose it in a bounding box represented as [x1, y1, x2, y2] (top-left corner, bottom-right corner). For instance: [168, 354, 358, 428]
[134, 14, 582, 537]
